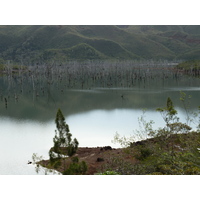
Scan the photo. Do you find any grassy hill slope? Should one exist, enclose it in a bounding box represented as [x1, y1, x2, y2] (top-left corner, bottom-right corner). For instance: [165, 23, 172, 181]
[125, 25, 200, 60]
[0, 25, 199, 63]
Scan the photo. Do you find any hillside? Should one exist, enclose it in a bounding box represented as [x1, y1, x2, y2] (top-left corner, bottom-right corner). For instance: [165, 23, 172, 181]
[0, 25, 200, 64]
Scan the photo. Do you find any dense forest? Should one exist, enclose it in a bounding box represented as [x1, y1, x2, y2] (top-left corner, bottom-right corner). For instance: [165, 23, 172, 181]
[0, 25, 200, 64]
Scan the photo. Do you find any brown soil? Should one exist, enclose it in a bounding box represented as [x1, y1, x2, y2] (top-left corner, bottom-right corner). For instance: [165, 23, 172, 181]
[39, 146, 137, 175]
[36, 132, 200, 175]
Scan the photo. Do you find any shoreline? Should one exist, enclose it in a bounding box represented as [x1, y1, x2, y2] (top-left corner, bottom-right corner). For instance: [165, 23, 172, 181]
[35, 131, 200, 175]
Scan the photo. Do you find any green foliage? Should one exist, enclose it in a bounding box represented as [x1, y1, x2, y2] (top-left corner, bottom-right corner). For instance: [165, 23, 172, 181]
[63, 43, 106, 60]
[112, 132, 135, 148]
[0, 64, 4, 71]
[31, 109, 87, 175]
[177, 50, 200, 61]
[176, 60, 200, 75]
[134, 146, 153, 161]
[12, 64, 27, 70]
[156, 97, 192, 142]
[177, 60, 200, 70]
[156, 97, 178, 125]
[49, 108, 79, 167]
[111, 95, 200, 175]
[95, 171, 121, 175]
[197, 106, 200, 132]
[32, 153, 61, 175]
[71, 156, 79, 163]
[112, 110, 155, 147]
[0, 58, 4, 70]
[99, 154, 137, 175]
[63, 160, 87, 175]
[32, 109, 87, 175]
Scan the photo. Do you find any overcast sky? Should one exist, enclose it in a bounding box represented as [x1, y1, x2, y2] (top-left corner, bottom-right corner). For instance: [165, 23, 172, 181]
[0, 0, 199, 25]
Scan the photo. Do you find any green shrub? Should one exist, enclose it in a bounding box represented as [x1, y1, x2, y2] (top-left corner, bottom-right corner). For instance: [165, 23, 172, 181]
[96, 171, 121, 175]
[113, 95, 200, 175]
[71, 156, 79, 163]
[63, 161, 87, 175]
[139, 148, 152, 160]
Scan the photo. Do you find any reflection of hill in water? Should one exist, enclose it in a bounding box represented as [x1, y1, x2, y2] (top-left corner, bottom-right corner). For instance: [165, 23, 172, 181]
[0, 86, 200, 122]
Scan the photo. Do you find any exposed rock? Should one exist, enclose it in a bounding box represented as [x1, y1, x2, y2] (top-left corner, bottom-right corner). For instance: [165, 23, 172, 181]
[100, 146, 112, 151]
[135, 141, 146, 146]
[96, 157, 104, 162]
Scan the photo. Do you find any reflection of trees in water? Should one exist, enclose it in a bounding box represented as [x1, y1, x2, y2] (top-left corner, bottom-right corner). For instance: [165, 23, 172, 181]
[0, 60, 184, 91]
[0, 60, 199, 117]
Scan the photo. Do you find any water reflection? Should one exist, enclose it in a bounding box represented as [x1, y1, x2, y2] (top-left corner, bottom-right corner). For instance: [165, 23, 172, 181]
[1, 86, 200, 122]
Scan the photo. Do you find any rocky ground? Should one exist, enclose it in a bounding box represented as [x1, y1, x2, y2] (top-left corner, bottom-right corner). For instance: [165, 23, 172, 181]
[35, 131, 200, 175]
[39, 146, 137, 175]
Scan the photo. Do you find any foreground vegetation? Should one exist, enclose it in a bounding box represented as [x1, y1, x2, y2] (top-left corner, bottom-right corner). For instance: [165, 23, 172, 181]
[32, 109, 87, 175]
[32, 93, 200, 175]
[110, 94, 200, 175]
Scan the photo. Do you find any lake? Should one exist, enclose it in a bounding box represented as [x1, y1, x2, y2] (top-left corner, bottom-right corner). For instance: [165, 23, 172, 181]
[0, 61, 200, 174]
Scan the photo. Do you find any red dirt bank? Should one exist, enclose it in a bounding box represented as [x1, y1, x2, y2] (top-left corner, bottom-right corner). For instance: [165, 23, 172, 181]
[39, 147, 137, 175]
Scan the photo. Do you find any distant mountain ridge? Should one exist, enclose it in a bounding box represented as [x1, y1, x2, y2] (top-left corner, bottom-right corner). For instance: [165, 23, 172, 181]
[0, 25, 199, 64]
